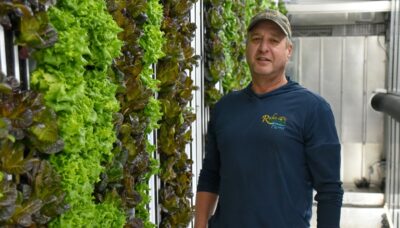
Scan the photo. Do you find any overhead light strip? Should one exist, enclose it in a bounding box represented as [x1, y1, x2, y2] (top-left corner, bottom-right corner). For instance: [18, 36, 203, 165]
[286, 1, 391, 14]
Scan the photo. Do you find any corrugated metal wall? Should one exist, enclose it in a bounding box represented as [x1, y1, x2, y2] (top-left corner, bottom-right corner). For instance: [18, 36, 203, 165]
[385, 0, 400, 227]
[287, 35, 387, 186]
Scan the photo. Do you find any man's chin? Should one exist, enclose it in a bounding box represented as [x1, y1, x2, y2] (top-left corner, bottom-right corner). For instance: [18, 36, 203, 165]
[253, 69, 273, 77]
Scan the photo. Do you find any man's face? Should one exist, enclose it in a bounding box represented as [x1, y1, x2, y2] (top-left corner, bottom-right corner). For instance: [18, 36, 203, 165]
[246, 20, 292, 80]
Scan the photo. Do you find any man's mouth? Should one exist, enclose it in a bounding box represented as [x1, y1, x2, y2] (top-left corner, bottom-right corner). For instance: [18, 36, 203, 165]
[256, 57, 271, 62]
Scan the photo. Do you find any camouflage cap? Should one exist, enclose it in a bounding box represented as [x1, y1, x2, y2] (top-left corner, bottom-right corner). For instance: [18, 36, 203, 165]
[247, 9, 292, 39]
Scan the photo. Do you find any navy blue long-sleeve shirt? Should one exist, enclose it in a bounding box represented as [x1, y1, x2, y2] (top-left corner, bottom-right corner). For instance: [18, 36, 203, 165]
[197, 80, 343, 228]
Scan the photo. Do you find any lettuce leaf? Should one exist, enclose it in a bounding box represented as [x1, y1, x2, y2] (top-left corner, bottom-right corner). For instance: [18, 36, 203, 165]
[31, 0, 125, 226]
[0, 74, 67, 227]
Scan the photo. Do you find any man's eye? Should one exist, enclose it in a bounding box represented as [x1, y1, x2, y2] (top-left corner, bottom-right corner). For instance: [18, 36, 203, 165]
[252, 37, 262, 41]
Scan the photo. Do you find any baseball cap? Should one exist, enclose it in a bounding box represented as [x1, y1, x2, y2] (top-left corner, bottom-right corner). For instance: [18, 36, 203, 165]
[247, 9, 292, 39]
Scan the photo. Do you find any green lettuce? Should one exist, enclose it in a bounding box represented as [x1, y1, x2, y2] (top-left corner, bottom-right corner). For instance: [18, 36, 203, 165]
[31, 0, 125, 226]
[138, 0, 166, 92]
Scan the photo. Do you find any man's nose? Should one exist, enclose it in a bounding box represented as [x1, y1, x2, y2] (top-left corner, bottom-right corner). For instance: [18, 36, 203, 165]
[258, 40, 269, 52]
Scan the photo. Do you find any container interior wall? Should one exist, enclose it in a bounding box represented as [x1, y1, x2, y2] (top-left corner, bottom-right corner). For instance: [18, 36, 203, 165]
[287, 36, 386, 186]
[385, 0, 400, 226]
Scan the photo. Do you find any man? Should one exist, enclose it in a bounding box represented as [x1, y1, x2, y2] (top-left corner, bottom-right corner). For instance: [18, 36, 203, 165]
[195, 9, 343, 228]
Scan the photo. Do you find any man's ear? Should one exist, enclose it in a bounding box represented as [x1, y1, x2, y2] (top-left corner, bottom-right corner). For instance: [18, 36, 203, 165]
[287, 43, 293, 59]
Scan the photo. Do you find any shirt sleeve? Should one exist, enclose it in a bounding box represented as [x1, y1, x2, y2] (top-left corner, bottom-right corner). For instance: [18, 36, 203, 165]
[304, 101, 343, 228]
[197, 107, 221, 194]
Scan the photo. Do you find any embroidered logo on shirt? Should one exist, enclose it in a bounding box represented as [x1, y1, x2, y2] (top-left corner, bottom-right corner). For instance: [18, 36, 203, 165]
[261, 113, 287, 130]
